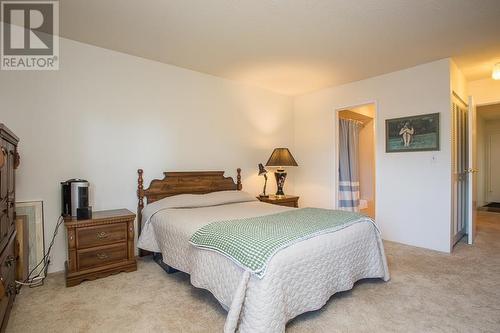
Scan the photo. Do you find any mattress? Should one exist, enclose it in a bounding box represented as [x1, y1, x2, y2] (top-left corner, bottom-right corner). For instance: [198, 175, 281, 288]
[138, 200, 390, 332]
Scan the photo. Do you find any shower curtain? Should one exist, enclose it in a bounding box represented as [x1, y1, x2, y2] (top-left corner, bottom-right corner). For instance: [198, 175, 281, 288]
[338, 118, 361, 212]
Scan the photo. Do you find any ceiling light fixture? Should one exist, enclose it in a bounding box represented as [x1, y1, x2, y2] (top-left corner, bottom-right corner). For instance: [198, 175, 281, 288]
[493, 63, 500, 80]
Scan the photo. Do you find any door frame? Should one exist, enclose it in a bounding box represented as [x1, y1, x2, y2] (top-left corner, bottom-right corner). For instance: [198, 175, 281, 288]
[476, 100, 500, 206]
[333, 100, 378, 215]
[467, 95, 477, 245]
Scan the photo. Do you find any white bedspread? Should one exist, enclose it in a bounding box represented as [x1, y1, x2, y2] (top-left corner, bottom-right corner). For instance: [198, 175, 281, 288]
[138, 201, 390, 332]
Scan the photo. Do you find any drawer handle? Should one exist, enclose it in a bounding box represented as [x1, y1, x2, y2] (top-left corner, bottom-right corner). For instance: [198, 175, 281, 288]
[96, 231, 109, 240]
[0, 147, 5, 169]
[96, 253, 109, 260]
[5, 255, 15, 267]
[14, 150, 20, 169]
[6, 283, 15, 297]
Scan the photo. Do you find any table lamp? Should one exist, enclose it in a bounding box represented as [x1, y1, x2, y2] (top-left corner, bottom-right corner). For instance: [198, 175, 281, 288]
[265, 148, 298, 196]
[258, 163, 269, 198]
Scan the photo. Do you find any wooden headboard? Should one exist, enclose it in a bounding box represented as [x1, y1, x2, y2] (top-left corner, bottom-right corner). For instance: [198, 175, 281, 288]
[136, 168, 242, 236]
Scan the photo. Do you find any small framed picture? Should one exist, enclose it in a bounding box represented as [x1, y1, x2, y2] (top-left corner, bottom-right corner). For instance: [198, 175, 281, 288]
[385, 113, 440, 153]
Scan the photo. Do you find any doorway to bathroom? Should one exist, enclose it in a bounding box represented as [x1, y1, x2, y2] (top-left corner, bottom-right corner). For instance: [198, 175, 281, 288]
[335, 103, 376, 218]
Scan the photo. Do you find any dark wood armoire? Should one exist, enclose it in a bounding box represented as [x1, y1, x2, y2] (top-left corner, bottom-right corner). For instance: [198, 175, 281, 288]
[0, 124, 20, 331]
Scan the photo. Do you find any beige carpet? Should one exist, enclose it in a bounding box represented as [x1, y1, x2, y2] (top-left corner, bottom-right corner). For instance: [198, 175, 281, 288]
[7, 212, 500, 333]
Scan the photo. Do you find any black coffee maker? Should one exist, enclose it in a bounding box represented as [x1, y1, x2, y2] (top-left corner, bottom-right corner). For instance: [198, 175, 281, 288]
[61, 179, 91, 219]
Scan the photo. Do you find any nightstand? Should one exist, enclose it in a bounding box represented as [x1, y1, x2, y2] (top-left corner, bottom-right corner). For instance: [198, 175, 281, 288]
[64, 209, 137, 287]
[257, 195, 299, 208]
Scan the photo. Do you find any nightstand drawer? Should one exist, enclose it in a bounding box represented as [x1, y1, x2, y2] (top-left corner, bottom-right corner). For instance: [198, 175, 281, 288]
[77, 243, 127, 270]
[275, 201, 297, 207]
[76, 223, 127, 249]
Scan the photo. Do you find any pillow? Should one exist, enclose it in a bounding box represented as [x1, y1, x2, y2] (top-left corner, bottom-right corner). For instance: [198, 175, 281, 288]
[195, 190, 257, 207]
[141, 190, 257, 225]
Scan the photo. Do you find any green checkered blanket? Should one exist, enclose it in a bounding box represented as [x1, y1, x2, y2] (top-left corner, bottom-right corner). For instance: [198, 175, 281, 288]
[189, 208, 371, 278]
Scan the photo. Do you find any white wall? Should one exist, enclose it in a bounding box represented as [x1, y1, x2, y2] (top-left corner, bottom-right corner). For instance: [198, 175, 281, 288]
[359, 119, 375, 200]
[482, 119, 500, 203]
[293, 59, 453, 252]
[350, 104, 375, 206]
[468, 78, 500, 105]
[477, 114, 486, 206]
[0, 38, 294, 273]
[450, 59, 468, 102]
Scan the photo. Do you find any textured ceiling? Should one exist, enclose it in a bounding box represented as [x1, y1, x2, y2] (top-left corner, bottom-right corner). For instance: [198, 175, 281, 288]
[60, 0, 500, 95]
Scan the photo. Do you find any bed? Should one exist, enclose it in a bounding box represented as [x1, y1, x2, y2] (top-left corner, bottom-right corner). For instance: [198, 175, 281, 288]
[136, 169, 390, 333]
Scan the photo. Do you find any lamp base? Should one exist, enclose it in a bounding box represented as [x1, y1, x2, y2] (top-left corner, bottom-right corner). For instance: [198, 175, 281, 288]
[274, 169, 287, 196]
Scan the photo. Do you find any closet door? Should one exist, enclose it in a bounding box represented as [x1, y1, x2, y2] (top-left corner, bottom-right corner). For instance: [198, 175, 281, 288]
[0, 142, 6, 200]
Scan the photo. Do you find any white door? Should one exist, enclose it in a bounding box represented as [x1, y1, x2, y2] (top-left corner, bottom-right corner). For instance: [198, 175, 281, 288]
[488, 133, 500, 202]
[467, 96, 477, 245]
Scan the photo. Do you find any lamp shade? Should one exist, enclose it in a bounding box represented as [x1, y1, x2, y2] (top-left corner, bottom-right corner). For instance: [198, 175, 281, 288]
[265, 148, 298, 167]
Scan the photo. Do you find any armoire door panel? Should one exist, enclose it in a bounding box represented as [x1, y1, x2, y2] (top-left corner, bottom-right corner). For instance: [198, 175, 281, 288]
[0, 141, 7, 201]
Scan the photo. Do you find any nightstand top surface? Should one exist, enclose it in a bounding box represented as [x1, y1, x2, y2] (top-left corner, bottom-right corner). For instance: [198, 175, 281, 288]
[64, 209, 135, 226]
[257, 195, 299, 201]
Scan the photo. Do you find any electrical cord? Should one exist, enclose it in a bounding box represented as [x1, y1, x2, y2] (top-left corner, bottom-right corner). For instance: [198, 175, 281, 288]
[15, 215, 64, 288]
